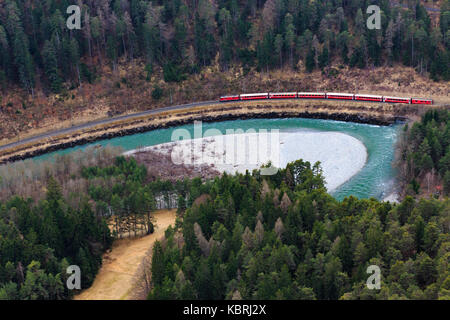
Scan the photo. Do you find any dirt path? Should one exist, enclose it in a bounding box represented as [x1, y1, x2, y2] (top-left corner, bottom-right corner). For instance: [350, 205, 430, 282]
[74, 209, 177, 300]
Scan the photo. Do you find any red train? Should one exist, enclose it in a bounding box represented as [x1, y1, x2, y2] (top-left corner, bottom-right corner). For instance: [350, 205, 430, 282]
[219, 92, 433, 105]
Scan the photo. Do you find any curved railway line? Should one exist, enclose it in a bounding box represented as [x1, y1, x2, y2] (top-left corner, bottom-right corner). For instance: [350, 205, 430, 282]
[0, 100, 218, 152]
[0, 94, 446, 163]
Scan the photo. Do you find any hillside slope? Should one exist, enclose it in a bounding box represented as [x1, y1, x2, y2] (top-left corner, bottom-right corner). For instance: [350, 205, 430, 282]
[0, 0, 448, 143]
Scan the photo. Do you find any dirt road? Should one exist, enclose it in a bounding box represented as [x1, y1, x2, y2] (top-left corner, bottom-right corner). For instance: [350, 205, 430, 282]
[74, 209, 177, 300]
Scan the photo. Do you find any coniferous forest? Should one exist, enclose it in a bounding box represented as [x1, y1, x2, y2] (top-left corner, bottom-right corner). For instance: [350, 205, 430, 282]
[0, 148, 171, 299]
[0, 0, 449, 302]
[398, 108, 450, 197]
[0, 178, 113, 300]
[147, 159, 450, 300]
[0, 0, 449, 97]
[0, 134, 449, 299]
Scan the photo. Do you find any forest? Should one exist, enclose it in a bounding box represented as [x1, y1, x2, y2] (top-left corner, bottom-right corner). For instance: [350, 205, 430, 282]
[0, 0, 449, 97]
[0, 143, 448, 299]
[0, 147, 175, 299]
[0, 0, 449, 301]
[148, 159, 450, 300]
[0, 145, 217, 299]
[0, 177, 113, 299]
[398, 108, 450, 197]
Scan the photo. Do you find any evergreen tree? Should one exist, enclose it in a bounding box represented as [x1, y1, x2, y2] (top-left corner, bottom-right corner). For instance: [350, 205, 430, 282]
[305, 48, 315, 72]
[42, 41, 62, 93]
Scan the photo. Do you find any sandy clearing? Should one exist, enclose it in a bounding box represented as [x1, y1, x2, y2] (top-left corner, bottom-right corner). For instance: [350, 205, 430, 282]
[74, 209, 177, 300]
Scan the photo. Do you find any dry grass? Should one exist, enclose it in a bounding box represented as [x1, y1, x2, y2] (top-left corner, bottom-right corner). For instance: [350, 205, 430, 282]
[132, 148, 220, 182]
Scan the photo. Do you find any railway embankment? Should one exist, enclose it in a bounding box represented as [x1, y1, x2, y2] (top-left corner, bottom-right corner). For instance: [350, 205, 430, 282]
[0, 99, 445, 164]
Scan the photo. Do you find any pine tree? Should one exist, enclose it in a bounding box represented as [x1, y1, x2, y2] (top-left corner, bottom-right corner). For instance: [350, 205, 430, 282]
[274, 34, 284, 67]
[385, 20, 395, 65]
[305, 48, 315, 72]
[42, 41, 62, 93]
[0, 25, 10, 77]
[151, 241, 165, 287]
[106, 35, 118, 71]
[318, 47, 329, 70]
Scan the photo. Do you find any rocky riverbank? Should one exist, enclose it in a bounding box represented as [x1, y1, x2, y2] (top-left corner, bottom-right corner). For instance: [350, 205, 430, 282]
[0, 99, 437, 164]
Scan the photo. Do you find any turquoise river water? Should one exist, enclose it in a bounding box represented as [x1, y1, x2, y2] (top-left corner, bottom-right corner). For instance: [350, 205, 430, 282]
[34, 118, 402, 201]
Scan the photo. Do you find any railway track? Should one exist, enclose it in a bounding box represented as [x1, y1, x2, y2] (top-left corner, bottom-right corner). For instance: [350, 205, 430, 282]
[0, 100, 219, 152]
[0, 96, 444, 153]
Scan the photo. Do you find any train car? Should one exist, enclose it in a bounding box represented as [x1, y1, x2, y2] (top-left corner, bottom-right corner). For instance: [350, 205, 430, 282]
[240, 93, 269, 100]
[297, 92, 326, 99]
[326, 93, 354, 100]
[219, 95, 240, 102]
[383, 96, 411, 104]
[355, 94, 383, 102]
[269, 92, 297, 99]
[218, 92, 431, 105]
[411, 98, 433, 105]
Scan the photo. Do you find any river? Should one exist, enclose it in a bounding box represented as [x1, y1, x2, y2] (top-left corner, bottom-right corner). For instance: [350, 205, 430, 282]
[33, 118, 401, 201]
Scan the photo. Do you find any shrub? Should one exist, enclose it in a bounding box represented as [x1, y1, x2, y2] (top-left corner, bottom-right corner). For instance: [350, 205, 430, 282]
[145, 64, 153, 81]
[152, 85, 163, 100]
[163, 62, 186, 83]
